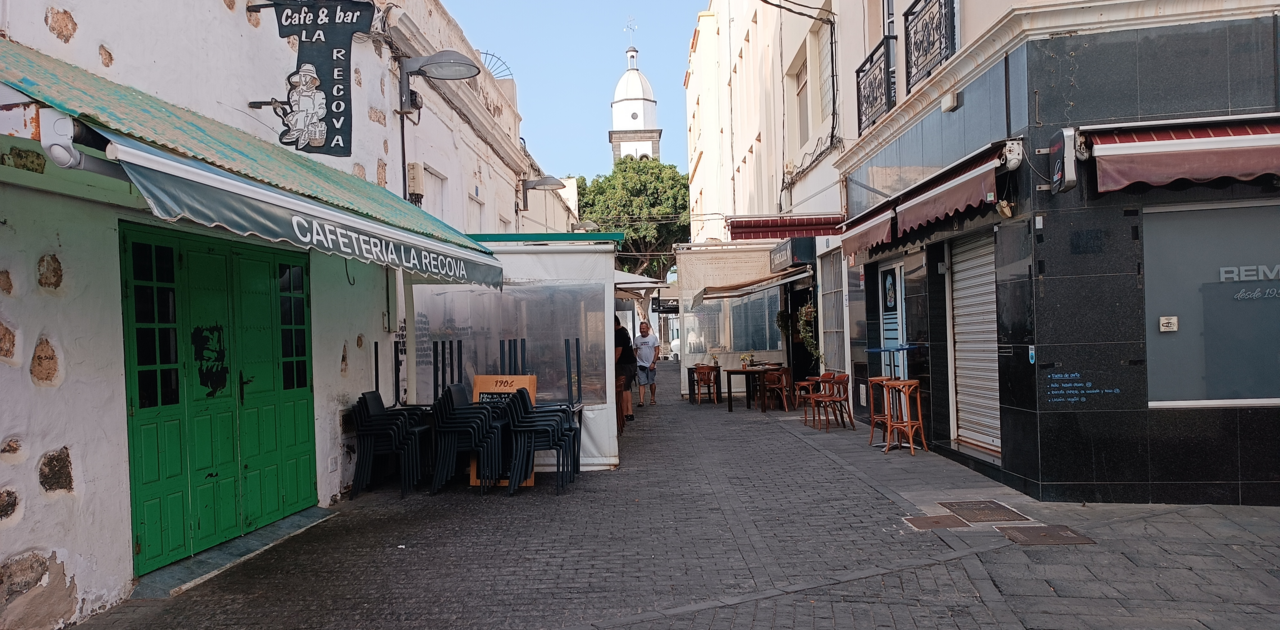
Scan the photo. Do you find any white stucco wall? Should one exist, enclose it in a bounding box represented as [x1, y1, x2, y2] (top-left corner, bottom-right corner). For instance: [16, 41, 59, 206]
[0, 185, 136, 626]
[308, 253, 396, 504]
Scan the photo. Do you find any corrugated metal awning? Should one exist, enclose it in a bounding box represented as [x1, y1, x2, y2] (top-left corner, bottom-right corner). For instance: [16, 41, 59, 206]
[0, 38, 497, 266]
[1085, 114, 1280, 193]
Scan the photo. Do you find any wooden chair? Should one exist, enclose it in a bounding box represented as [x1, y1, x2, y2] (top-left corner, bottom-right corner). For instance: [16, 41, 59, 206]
[797, 372, 834, 427]
[763, 368, 793, 412]
[883, 380, 927, 455]
[694, 365, 719, 404]
[815, 374, 852, 432]
[866, 376, 894, 446]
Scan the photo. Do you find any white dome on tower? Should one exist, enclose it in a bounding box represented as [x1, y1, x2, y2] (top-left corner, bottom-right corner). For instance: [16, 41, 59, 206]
[614, 47, 655, 101]
[612, 47, 658, 133]
[609, 46, 661, 162]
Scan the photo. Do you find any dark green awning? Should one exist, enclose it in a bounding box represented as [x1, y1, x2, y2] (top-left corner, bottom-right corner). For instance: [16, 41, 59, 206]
[0, 38, 501, 288]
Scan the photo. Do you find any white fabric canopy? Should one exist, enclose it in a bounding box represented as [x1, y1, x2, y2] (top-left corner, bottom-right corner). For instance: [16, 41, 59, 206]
[489, 245, 620, 471]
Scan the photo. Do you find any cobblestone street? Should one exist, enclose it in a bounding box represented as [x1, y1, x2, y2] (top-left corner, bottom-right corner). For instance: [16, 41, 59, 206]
[80, 366, 1280, 629]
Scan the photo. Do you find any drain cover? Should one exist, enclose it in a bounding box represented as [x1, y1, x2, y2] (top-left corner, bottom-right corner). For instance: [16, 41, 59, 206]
[905, 515, 970, 530]
[938, 500, 1029, 523]
[997, 525, 1095, 545]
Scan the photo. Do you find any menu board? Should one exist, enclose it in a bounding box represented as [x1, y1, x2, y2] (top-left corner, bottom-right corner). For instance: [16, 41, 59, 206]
[469, 374, 538, 488]
[472, 375, 537, 405]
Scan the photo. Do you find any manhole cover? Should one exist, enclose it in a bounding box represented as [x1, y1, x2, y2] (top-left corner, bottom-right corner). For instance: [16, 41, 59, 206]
[938, 500, 1029, 523]
[997, 525, 1095, 545]
[905, 515, 970, 530]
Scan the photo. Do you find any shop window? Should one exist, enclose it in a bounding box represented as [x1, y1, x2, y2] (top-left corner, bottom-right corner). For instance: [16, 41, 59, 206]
[730, 289, 782, 352]
[847, 264, 868, 365]
[1144, 204, 1280, 404]
[683, 300, 722, 355]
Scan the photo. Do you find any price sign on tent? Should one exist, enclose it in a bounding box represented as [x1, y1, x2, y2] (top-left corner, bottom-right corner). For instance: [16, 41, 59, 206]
[472, 375, 537, 404]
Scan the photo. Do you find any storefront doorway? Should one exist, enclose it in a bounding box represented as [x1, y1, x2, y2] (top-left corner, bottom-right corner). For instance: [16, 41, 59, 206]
[948, 231, 1001, 454]
[878, 262, 905, 378]
[121, 224, 317, 576]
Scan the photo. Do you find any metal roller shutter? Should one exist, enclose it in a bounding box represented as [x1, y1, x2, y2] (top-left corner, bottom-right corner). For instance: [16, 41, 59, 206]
[950, 232, 1001, 453]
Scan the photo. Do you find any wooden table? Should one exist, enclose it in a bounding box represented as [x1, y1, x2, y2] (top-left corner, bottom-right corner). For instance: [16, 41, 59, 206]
[685, 365, 722, 404]
[724, 366, 780, 413]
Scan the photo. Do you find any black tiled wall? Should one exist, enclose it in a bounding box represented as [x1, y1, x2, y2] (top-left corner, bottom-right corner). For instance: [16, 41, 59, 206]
[852, 18, 1279, 505]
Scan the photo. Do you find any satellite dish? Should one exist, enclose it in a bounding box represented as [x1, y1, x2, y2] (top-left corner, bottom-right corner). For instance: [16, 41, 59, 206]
[479, 51, 513, 80]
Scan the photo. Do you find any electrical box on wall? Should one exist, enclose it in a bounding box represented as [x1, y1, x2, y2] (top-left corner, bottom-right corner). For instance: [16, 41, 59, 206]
[406, 162, 425, 197]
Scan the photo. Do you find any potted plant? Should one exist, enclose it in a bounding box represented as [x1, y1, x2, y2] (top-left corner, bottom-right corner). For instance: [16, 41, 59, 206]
[797, 300, 819, 358]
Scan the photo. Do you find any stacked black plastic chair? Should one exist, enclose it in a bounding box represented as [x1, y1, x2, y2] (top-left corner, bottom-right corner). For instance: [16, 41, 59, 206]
[351, 391, 431, 499]
[499, 388, 579, 495]
[516, 388, 582, 482]
[430, 384, 504, 494]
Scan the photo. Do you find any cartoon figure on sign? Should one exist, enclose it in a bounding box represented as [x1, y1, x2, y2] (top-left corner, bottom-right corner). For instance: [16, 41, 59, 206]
[271, 63, 328, 149]
[191, 324, 229, 397]
[884, 274, 896, 309]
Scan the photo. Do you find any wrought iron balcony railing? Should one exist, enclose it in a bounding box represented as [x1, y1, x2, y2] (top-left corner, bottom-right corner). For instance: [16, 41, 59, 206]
[856, 36, 896, 135]
[904, 0, 956, 92]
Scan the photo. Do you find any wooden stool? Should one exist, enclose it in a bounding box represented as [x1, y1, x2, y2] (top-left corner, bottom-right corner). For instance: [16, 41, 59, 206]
[867, 376, 893, 446]
[883, 379, 927, 455]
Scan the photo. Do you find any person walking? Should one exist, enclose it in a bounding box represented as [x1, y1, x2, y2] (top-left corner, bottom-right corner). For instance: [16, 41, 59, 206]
[633, 321, 661, 406]
[614, 315, 636, 434]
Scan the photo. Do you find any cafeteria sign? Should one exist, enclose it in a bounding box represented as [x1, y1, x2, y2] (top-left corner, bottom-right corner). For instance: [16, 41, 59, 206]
[261, 1, 374, 156]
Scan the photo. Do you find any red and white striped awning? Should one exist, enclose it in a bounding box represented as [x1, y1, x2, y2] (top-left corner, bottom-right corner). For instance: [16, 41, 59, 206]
[1088, 116, 1280, 192]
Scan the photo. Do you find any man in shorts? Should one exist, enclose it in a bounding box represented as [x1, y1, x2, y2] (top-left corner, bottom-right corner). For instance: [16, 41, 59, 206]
[633, 321, 661, 406]
[614, 316, 636, 434]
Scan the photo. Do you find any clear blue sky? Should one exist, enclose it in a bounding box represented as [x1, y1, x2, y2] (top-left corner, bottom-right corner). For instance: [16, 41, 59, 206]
[441, 0, 704, 180]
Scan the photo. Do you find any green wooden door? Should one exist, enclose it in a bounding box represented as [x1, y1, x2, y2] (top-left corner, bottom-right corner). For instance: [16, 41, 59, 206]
[234, 252, 316, 533]
[123, 237, 191, 575]
[123, 226, 316, 575]
[183, 245, 242, 555]
[272, 259, 319, 517]
[234, 252, 285, 532]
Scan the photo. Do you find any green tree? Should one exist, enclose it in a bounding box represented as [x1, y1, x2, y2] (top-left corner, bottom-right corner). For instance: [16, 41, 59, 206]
[576, 157, 690, 279]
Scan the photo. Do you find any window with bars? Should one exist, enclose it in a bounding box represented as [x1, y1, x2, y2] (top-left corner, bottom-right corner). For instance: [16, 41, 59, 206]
[131, 242, 180, 409]
[278, 264, 308, 391]
[819, 252, 847, 372]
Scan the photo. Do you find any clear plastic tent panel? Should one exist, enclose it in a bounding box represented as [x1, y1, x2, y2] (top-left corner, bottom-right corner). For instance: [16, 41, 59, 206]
[414, 283, 608, 405]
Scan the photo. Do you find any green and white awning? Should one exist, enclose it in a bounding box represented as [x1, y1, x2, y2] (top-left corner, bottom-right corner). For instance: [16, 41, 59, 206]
[0, 38, 501, 288]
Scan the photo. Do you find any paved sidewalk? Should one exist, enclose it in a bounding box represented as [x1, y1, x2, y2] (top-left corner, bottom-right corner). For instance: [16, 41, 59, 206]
[78, 365, 1280, 629]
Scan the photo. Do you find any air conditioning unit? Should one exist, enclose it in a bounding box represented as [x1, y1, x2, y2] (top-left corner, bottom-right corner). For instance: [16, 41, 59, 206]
[406, 162, 425, 197]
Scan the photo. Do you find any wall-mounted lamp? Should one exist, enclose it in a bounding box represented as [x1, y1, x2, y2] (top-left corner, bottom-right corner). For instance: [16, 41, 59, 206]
[396, 50, 481, 115]
[570, 220, 600, 232]
[520, 176, 565, 213]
